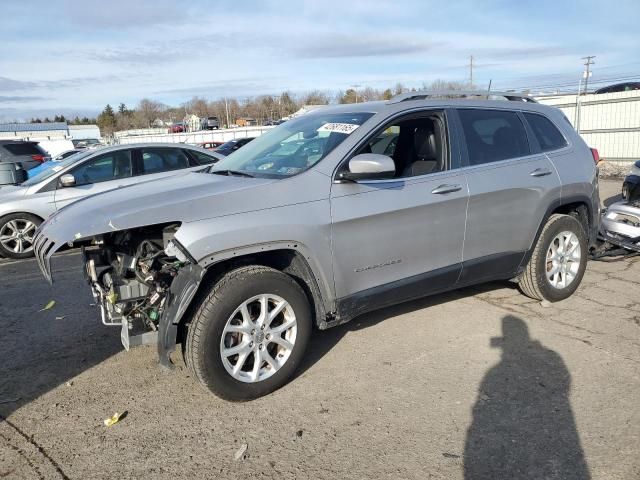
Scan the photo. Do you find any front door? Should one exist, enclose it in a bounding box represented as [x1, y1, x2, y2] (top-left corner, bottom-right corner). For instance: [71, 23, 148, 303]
[330, 110, 468, 318]
[54, 149, 136, 210]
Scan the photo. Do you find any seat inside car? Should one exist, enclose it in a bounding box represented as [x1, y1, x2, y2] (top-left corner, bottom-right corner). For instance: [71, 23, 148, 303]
[391, 118, 443, 177]
[401, 123, 443, 177]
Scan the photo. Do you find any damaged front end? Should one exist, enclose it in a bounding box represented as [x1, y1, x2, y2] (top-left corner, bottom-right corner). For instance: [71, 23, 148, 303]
[34, 223, 203, 367]
[592, 200, 640, 258]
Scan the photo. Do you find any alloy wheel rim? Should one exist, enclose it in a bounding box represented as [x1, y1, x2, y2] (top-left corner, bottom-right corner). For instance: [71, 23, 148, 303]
[220, 294, 297, 383]
[545, 230, 581, 289]
[0, 219, 37, 254]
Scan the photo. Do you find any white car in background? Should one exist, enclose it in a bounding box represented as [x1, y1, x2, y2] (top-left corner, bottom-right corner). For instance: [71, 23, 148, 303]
[0, 143, 221, 259]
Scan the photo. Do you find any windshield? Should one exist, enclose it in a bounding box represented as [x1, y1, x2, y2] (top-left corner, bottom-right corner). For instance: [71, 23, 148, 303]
[210, 111, 374, 178]
[21, 150, 93, 186]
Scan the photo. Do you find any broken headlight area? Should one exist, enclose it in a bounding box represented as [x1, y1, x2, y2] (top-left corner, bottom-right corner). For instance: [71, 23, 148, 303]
[82, 223, 190, 349]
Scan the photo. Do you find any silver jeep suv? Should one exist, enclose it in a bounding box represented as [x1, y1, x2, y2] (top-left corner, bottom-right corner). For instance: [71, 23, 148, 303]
[34, 91, 600, 400]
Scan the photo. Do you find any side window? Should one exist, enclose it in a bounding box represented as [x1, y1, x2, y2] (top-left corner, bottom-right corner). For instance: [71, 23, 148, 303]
[140, 148, 190, 174]
[524, 113, 568, 152]
[70, 151, 132, 186]
[356, 115, 446, 178]
[458, 109, 530, 165]
[187, 149, 218, 165]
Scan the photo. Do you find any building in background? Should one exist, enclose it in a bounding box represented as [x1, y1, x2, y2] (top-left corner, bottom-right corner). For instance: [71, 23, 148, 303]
[0, 122, 69, 141]
[68, 124, 101, 141]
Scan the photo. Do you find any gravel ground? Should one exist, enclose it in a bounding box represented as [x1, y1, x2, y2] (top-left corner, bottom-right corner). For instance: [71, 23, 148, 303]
[0, 179, 638, 480]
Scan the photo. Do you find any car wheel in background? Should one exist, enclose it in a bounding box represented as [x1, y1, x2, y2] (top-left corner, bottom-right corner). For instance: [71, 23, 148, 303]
[518, 214, 588, 302]
[184, 265, 312, 401]
[0, 213, 41, 259]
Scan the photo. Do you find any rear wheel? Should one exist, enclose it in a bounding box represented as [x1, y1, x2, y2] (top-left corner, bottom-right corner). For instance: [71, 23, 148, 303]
[0, 213, 41, 259]
[518, 214, 587, 302]
[184, 265, 312, 401]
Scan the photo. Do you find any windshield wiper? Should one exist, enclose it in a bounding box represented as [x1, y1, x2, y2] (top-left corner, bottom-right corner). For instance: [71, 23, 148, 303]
[210, 169, 255, 178]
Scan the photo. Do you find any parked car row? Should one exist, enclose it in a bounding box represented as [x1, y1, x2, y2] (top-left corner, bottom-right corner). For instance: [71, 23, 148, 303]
[213, 137, 255, 156]
[29, 91, 600, 401]
[0, 140, 50, 170]
[0, 143, 221, 258]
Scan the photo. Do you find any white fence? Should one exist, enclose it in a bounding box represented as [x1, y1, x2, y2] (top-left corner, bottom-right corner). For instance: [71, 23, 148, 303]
[537, 90, 640, 163]
[114, 126, 274, 145]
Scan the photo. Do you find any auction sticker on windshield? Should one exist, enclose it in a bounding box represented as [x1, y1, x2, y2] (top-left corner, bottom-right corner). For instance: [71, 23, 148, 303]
[317, 123, 360, 134]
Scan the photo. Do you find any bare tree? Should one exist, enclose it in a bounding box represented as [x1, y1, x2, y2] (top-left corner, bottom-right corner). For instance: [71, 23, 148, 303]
[135, 98, 167, 128]
[301, 90, 330, 105]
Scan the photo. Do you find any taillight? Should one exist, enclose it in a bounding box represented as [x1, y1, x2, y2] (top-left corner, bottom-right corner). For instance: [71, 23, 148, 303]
[590, 148, 600, 164]
[31, 154, 46, 163]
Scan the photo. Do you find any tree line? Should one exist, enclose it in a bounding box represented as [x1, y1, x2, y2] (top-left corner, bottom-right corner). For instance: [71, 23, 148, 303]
[29, 80, 470, 136]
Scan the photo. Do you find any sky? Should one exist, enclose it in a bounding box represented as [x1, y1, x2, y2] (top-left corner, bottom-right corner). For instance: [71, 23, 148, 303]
[0, 0, 638, 121]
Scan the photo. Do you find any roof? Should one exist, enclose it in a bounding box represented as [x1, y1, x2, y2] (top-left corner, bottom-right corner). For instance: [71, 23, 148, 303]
[388, 90, 537, 104]
[68, 124, 99, 130]
[0, 122, 69, 133]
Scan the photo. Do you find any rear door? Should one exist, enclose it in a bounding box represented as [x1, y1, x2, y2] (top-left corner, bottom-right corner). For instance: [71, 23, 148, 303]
[330, 109, 469, 314]
[134, 147, 205, 180]
[53, 149, 137, 209]
[454, 108, 561, 283]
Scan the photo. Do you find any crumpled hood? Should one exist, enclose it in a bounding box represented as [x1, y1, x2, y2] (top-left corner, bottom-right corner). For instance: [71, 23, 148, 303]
[37, 171, 276, 248]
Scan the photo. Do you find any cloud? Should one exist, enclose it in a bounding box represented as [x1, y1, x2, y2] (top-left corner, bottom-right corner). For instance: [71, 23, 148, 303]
[155, 78, 282, 98]
[0, 75, 123, 92]
[0, 77, 39, 92]
[289, 33, 436, 59]
[63, 0, 194, 29]
[0, 95, 47, 103]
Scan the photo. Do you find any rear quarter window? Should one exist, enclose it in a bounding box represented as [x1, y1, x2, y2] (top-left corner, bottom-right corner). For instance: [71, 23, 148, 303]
[3, 143, 44, 155]
[186, 149, 218, 165]
[524, 113, 568, 152]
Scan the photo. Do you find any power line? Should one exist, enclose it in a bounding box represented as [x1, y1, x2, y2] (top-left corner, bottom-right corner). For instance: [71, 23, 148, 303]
[497, 73, 640, 92]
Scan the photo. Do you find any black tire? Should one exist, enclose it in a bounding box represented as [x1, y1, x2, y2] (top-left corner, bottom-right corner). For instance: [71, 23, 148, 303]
[518, 214, 588, 302]
[184, 265, 312, 401]
[0, 213, 41, 259]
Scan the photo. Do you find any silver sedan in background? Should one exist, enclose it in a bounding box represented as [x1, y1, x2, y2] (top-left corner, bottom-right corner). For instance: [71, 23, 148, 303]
[0, 143, 221, 259]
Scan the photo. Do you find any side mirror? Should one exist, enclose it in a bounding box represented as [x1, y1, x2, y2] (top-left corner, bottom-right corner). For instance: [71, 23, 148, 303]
[338, 153, 395, 181]
[59, 173, 76, 188]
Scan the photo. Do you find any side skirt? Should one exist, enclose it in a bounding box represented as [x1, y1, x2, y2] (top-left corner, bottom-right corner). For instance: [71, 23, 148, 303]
[329, 251, 525, 328]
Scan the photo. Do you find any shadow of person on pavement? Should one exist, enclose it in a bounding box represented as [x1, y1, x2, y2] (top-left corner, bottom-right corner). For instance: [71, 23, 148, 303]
[464, 315, 590, 480]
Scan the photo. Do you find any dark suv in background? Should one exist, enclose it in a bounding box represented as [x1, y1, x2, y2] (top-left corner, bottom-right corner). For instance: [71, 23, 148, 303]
[0, 140, 50, 170]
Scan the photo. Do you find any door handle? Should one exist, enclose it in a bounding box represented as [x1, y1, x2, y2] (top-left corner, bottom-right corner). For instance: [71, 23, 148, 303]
[530, 168, 552, 177]
[431, 184, 462, 194]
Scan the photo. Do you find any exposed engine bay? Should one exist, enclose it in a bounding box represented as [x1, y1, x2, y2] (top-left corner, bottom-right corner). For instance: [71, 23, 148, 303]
[82, 223, 190, 349]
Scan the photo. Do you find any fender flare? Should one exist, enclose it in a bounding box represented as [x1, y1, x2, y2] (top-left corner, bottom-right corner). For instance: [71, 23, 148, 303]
[518, 195, 596, 273]
[157, 240, 333, 368]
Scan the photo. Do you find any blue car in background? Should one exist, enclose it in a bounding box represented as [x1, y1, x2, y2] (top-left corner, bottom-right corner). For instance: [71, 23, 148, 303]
[27, 149, 84, 178]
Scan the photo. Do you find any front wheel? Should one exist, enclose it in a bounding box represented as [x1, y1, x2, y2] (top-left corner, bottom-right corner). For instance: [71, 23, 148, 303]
[184, 265, 312, 401]
[0, 213, 41, 259]
[518, 214, 588, 302]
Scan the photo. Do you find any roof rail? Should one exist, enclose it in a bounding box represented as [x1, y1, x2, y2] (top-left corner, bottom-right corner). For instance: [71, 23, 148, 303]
[388, 90, 537, 104]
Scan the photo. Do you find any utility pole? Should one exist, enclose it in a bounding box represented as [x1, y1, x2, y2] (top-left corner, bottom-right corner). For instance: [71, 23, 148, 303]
[581, 56, 595, 94]
[469, 55, 474, 87]
[224, 97, 230, 128]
